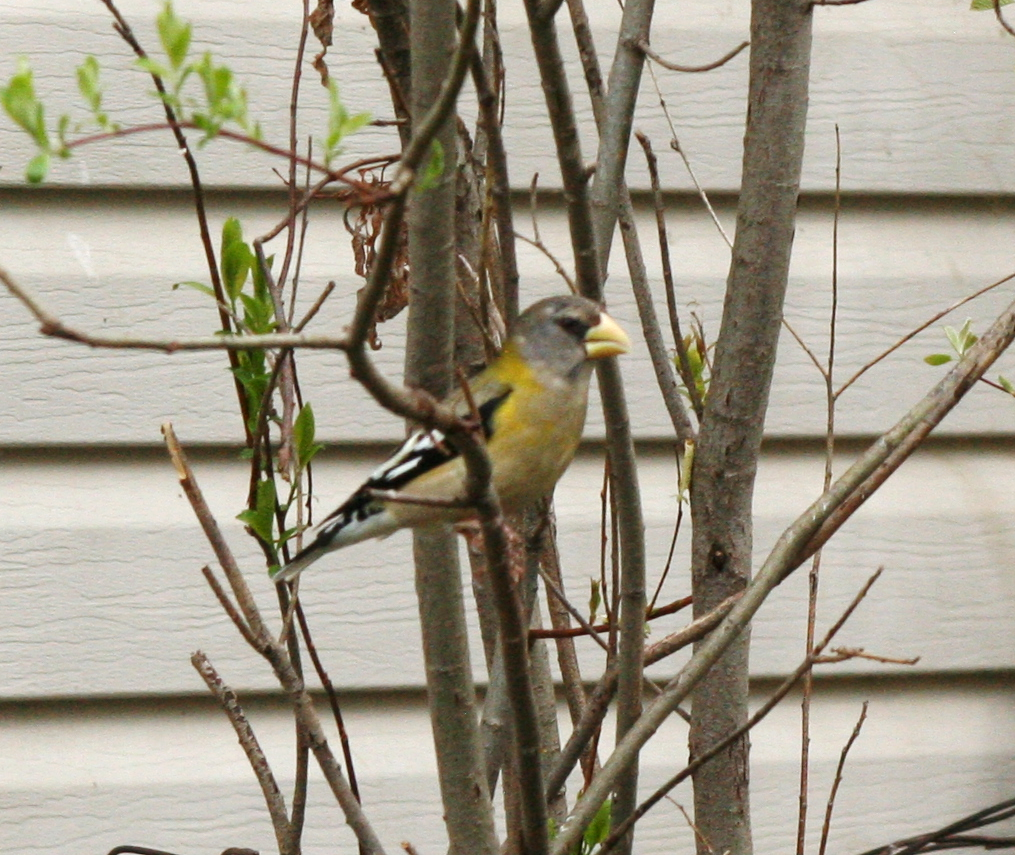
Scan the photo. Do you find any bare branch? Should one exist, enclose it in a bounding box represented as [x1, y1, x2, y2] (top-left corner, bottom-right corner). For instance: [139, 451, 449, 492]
[537, 566, 611, 652]
[555, 271, 1015, 851]
[994, 0, 1015, 38]
[201, 567, 258, 650]
[514, 232, 578, 294]
[163, 426, 386, 854]
[636, 130, 705, 423]
[855, 797, 1015, 855]
[544, 593, 739, 803]
[815, 647, 920, 666]
[529, 595, 692, 640]
[66, 121, 394, 192]
[817, 702, 869, 855]
[192, 651, 295, 853]
[294, 601, 362, 803]
[835, 270, 1015, 399]
[638, 38, 749, 73]
[595, 568, 883, 854]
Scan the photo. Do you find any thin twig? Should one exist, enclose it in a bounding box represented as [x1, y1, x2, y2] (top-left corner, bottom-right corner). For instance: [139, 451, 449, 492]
[294, 281, 337, 332]
[543, 593, 739, 802]
[834, 271, 1015, 399]
[596, 568, 883, 854]
[637, 38, 749, 73]
[514, 232, 578, 294]
[192, 651, 294, 853]
[640, 55, 733, 248]
[856, 797, 1015, 855]
[815, 647, 919, 666]
[0, 267, 351, 352]
[818, 702, 869, 855]
[201, 566, 258, 650]
[294, 601, 362, 802]
[275, 0, 313, 294]
[529, 595, 692, 639]
[994, 0, 1015, 38]
[784, 316, 828, 379]
[797, 122, 843, 855]
[65, 121, 389, 193]
[636, 130, 704, 422]
[537, 566, 611, 652]
[163, 426, 385, 854]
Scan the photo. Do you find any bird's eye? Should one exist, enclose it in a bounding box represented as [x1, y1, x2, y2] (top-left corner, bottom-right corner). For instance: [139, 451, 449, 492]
[556, 315, 589, 338]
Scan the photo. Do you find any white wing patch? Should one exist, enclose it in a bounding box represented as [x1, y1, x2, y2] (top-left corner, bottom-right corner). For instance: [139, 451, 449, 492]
[366, 429, 452, 489]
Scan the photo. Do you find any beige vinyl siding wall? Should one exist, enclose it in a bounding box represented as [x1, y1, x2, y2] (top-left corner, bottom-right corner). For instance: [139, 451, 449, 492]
[2, 0, 1015, 853]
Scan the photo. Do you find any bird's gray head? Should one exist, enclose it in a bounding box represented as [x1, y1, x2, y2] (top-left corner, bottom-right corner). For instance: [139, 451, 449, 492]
[513, 296, 630, 379]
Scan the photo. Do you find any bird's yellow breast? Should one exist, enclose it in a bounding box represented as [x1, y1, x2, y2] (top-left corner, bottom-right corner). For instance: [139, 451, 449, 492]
[484, 346, 590, 509]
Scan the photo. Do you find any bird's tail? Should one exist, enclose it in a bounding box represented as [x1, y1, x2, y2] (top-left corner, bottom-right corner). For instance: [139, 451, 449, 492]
[271, 547, 320, 584]
[270, 498, 400, 583]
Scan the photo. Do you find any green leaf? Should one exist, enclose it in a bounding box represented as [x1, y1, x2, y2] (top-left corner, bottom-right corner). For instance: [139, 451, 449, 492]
[172, 280, 217, 298]
[293, 403, 326, 471]
[238, 291, 276, 335]
[999, 375, 1015, 395]
[220, 217, 252, 301]
[222, 241, 252, 301]
[194, 53, 250, 133]
[418, 140, 445, 191]
[232, 349, 270, 433]
[944, 319, 977, 356]
[277, 525, 300, 548]
[588, 579, 601, 625]
[56, 113, 71, 151]
[924, 353, 953, 366]
[547, 818, 559, 841]
[76, 56, 102, 113]
[325, 81, 369, 162]
[1, 59, 49, 149]
[251, 252, 274, 302]
[25, 151, 50, 184]
[583, 798, 612, 853]
[135, 55, 169, 80]
[971, 0, 1013, 9]
[157, 2, 192, 70]
[237, 478, 277, 544]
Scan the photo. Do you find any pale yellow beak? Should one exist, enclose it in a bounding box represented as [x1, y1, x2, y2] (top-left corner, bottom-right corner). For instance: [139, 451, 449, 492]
[584, 311, 631, 359]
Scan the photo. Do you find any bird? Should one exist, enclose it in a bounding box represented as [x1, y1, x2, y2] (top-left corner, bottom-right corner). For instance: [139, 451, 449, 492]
[272, 294, 630, 582]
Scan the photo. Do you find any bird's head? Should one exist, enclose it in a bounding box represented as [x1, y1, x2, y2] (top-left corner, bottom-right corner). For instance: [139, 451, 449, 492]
[512, 295, 631, 376]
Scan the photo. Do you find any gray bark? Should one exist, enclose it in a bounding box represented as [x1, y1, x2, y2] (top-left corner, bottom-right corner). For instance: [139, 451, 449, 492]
[406, 2, 499, 853]
[689, 2, 814, 854]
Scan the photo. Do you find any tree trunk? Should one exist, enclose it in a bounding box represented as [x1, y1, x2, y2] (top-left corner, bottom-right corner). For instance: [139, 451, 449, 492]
[689, 1, 814, 854]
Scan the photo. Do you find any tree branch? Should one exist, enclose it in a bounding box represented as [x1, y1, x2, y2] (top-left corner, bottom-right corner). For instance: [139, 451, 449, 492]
[192, 651, 296, 854]
[638, 38, 749, 73]
[163, 425, 386, 855]
[549, 274, 1015, 852]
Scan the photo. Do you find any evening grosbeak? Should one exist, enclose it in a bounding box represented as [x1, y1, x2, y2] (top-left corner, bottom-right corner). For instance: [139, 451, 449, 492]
[272, 295, 630, 582]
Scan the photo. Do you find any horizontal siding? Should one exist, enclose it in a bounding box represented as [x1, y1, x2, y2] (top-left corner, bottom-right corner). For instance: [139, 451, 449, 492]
[2, 444, 1014, 700]
[3, 192, 1014, 444]
[3, 2, 1015, 850]
[1, 0, 1013, 192]
[1, 677, 1012, 854]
